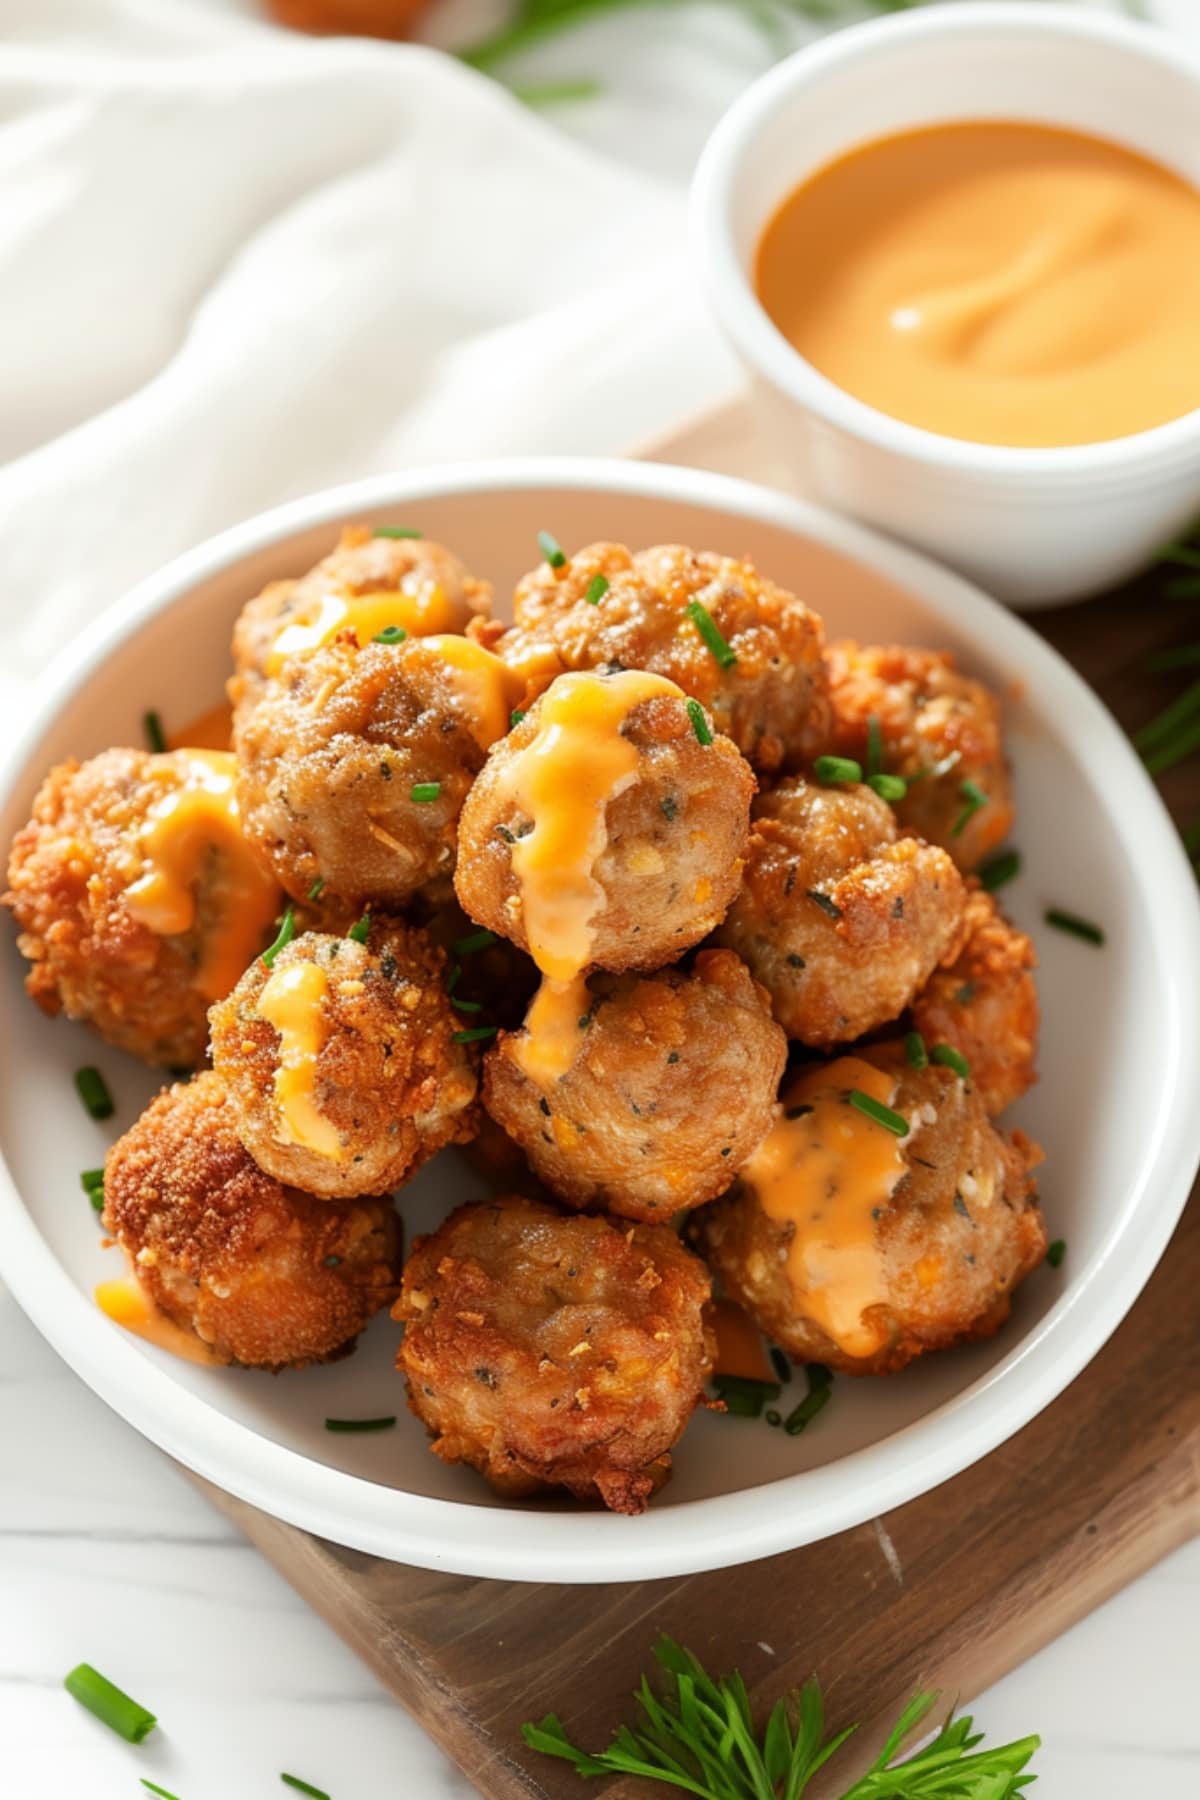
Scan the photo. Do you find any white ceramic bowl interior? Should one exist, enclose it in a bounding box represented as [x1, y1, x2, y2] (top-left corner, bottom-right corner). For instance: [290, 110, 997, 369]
[2, 460, 1198, 1582]
[692, 2, 1200, 609]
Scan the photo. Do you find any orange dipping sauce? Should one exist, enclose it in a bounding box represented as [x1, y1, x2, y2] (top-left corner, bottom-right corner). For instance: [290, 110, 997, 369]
[755, 121, 1200, 448]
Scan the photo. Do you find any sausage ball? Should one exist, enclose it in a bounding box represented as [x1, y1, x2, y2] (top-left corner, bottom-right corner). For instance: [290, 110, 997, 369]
[912, 885, 1038, 1116]
[4, 748, 282, 1068]
[209, 916, 478, 1200]
[688, 1045, 1046, 1376]
[714, 776, 966, 1045]
[483, 950, 787, 1221]
[235, 631, 521, 908]
[101, 1073, 401, 1369]
[501, 541, 831, 772]
[454, 670, 755, 974]
[229, 525, 491, 717]
[825, 641, 1014, 870]
[395, 1195, 714, 1513]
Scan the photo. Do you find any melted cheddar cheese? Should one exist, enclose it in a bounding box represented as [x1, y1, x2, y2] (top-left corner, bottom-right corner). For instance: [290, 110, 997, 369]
[265, 584, 460, 674]
[257, 960, 344, 1161]
[96, 1274, 228, 1365]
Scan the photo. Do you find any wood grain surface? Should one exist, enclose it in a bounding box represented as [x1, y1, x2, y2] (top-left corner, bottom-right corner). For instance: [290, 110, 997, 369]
[193, 400, 1200, 1798]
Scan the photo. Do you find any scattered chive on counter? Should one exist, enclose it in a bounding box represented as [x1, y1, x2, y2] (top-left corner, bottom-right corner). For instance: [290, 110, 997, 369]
[324, 1416, 397, 1433]
[1046, 1239, 1067, 1268]
[904, 1030, 928, 1071]
[261, 905, 296, 970]
[930, 1043, 971, 1079]
[141, 1783, 182, 1800]
[1044, 908, 1105, 946]
[848, 1088, 909, 1137]
[584, 574, 609, 605]
[685, 698, 712, 746]
[142, 710, 167, 754]
[538, 529, 566, 569]
[684, 599, 737, 669]
[453, 1025, 498, 1044]
[814, 754, 861, 785]
[63, 1663, 156, 1743]
[281, 1776, 331, 1799]
[952, 778, 989, 837]
[347, 911, 372, 945]
[979, 849, 1021, 892]
[453, 927, 497, 956]
[372, 525, 422, 539]
[372, 624, 407, 645]
[74, 1066, 114, 1121]
[410, 781, 441, 803]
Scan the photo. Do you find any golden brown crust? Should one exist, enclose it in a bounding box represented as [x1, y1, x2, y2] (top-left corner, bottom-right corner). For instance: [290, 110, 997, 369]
[501, 542, 831, 772]
[912, 885, 1039, 1115]
[715, 776, 966, 1044]
[395, 1194, 714, 1511]
[688, 1046, 1046, 1376]
[483, 950, 787, 1222]
[824, 640, 1014, 870]
[454, 682, 755, 973]
[3, 749, 280, 1067]
[208, 916, 479, 1199]
[102, 1073, 401, 1369]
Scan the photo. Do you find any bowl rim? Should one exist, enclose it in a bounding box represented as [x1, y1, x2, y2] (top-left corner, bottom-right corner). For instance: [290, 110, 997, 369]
[690, 1, 1200, 484]
[2, 454, 1198, 1582]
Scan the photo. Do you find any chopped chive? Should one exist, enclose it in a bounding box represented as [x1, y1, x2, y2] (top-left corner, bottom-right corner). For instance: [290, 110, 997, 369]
[1134, 677, 1200, 753]
[866, 714, 883, 778]
[347, 911, 371, 945]
[447, 962, 461, 996]
[904, 1030, 928, 1071]
[814, 754, 862, 785]
[80, 1167, 105, 1194]
[867, 771, 907, 803]
[538, 529, 566, 569]
[453, 928, 498, 956]
[453, 1025, 498, 1044]
[684, 599, 737, 670]
[307, 876, 325, 902]
[784, 1364, 832, 1436]
[769, 1346, 792, 1384]
[281, 1777, 332, 1800]
[514, 77, 602, 107]
[509, 708, 526, 729]
[979, 849, 1021, 892]
[685, 698, 713, 746]
[712, 1374, 780, 1418]
[848, 1089, 909, 1137]
[1158, 542, 1200, 568]
[410, 781, 441, 803]
[74, 1066, 114, 1121]
[585, 574, 609, 605]
[1146, 643, 1200, 672]
[930, 1042, 971, 1079]
[372, 624, 407, 645]
[765, 1409, 782, 1427]
[324, 1416, 396, 1433]
[372, 525, 422, 539]
[261, 905, 296, 969]
[142, 1784, 183, 1800]
[451, 996, 484, 1014]
[1044, 908, 1105, 946]
[1144, 714, 1200, 775]
[1046, 1239, 1067, 1268]
[63, 1663, 156, 1743]
[1166, 574, 1200, 599]
[952, 779, 989, 838]
[806, 889, 842, 920]
[143, 710, 167, 754]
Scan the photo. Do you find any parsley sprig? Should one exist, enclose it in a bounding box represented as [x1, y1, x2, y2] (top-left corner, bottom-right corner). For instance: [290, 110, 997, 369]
[523, 1635, 1039, 1799]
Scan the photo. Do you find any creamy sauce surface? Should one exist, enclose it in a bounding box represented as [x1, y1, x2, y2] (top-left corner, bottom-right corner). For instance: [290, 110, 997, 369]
[257, 960, 344, 1161]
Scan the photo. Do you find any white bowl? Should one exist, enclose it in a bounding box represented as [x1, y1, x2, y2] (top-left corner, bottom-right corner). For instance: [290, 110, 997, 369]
[1, 459, 1197, 1582]
[691, 3, 1200, 609]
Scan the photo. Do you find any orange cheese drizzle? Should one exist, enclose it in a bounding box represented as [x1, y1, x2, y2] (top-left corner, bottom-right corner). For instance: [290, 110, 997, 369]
[257, 960, 344, 1161]
[95, 1274, 228, 1366]
[265, 584, 461, 675]
[122, 750, 280, 1001]
[417, 635, 527, 751]
[167, 703, 233, 752]
[744, 1056, 909, 1360]
[710, 1298, 776, 1383]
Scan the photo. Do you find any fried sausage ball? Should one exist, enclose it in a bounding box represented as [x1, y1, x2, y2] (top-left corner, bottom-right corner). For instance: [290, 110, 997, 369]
[688, 1045, 1046, 1376]
[825, 641, 1014, 870]
[229, 525, 491, 718]
[714, 776, 966, 1045]
[483, 950, 786, 1222]
[4, 748, 282, 1067]
[912, 885, 1038, 1116]
[102, 1073, 401, 1369]
[395, 1195, 714, 1512]
[500, 542, 831, 772]
[235, 632, 518, 908]
[454, 671, 755, 974]
[209, 916, 478, 1199]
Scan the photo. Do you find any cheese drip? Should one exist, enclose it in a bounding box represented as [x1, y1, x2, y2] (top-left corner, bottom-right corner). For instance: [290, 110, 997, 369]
[266, 584, 459, 674]
[257, 960, 344, 1160]
[122, 750, 280, 1000]
[503, 669, 681, 1085]
[95, 1274, 228, 1366]
[418, 635, 526, 750]
[745, 1056, 909, 1359]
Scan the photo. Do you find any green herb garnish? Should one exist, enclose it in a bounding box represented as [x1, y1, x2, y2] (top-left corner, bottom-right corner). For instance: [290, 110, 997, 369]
[585, 574, 610, 605]
[769, 1346, 791, 1384]
[281, 1777, 331, 1800]
[324, 1416, 397, 1433]
[848, 1089, 909, 1137]
[347, 910, 372, 945]
[1044, 908, 1105, 946]
[979, 850, 1021, 892]
[522, 1633, 1040, 1799]
[453, 1025, 499, 1044]
[454, 928, 498, 956]
[74, 1066, 114, 1122]
[866, 713, 883, 778]
[307, 876, 326, 901]
[538, 529, 567, 569]
[142, 1783, 183, 1799]
[952, 779, 989, 838]
[514, 78, 602, 108]
[373, 624, 407, 645]
[712, 1374, 780, 1418]
[510, 708, 526, 728]
[373, 525, 422, 539]
[867, 771, 907, 803]
[686, 698, 713, 746]
[261, 905, 296, 969]
[930, 1043, 971, 1080]
[143, 710, 167, 754]
[784, 1363, 832, 1436]
[814, 754, 862, 785]
[1046, 1239, 1067, 1268]
[903, 1030, 928, 1071]
[64, 1663, 156, 1743]
[685, 599, 737, 670]
[81, 1168, 105, 1211]
[411, 782, 441, 803]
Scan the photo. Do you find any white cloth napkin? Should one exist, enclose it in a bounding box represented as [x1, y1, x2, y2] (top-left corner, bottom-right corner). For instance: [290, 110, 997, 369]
[0, 0, 746, 729]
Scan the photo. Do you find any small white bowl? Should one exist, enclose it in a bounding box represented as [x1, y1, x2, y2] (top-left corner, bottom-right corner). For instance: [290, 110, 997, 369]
[692, 2, 1200, 609]
[1, 459, 1198, 1581]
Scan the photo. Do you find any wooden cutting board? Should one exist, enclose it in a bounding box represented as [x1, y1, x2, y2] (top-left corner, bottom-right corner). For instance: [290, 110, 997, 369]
[193, 400, 1200, 1798]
